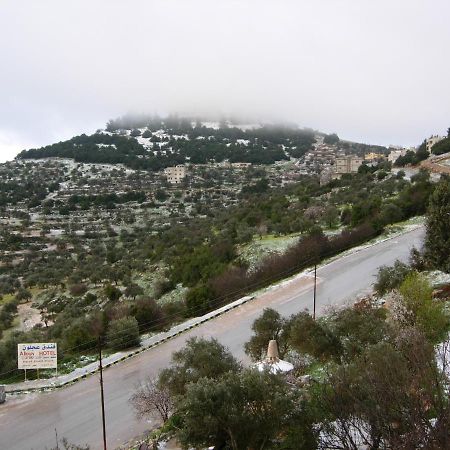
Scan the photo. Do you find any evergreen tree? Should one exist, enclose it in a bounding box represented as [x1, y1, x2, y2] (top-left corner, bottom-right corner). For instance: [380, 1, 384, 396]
[425, 178, 450, 272]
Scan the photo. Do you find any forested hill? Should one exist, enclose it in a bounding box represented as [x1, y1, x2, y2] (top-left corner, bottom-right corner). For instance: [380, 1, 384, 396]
[16, 118, 319, 170]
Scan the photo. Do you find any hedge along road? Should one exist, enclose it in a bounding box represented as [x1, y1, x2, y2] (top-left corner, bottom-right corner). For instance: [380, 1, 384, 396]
[0, 227, 424, 450]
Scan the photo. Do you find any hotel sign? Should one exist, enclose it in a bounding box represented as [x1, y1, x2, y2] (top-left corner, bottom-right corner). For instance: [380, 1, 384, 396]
[17, 343, 58, 369]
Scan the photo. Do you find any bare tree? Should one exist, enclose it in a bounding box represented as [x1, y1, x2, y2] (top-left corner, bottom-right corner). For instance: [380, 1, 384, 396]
[130, 377, 173, 423]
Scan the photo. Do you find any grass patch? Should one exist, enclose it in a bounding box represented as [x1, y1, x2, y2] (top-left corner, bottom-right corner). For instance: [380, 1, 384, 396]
[2, 316, 21, 340]
[238, 233, 301, 272]
[0, 293, 14, 305]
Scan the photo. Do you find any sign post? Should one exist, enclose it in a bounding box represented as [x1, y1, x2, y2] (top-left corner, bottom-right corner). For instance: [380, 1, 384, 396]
[18, 343, 57, 380]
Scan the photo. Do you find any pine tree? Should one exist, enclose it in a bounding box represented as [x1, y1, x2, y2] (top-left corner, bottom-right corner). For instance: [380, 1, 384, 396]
[424, 177, 450, 272]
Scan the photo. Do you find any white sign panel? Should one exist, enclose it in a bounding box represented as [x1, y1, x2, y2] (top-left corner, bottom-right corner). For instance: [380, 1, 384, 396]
[17, 343, 57, 369]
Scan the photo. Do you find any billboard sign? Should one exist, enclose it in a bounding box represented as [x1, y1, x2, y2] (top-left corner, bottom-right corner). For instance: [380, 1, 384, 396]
[17, 343, 57, 369]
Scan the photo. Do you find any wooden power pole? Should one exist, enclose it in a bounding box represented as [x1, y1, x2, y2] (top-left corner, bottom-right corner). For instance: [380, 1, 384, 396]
[313, 263, 317, 320]
[98, 340, 107, 450]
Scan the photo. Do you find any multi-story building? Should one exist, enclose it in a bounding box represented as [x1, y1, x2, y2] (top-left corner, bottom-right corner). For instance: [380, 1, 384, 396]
[388, 149, 407, 164]
[164, 165, 186, 184]
[364, 152, 385, 162]
[334, 156, 363, 175]
[426, 135, 445, 153]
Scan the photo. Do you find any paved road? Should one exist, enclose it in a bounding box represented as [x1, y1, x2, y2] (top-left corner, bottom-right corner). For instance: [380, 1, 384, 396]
[0, 227, 424, 450]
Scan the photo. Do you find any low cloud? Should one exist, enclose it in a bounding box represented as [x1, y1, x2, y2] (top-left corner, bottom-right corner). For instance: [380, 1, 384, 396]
[1, 0, 449, 162]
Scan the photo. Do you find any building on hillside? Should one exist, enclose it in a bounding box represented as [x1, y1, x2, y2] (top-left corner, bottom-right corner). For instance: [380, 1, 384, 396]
[426, 135, 445, 153]
[231, 162, 252, 169]
[388, 149, 407, 164]
[164, 165, 186, 184]
[364, 152, 385, 162]
[334, 156, 363, 175]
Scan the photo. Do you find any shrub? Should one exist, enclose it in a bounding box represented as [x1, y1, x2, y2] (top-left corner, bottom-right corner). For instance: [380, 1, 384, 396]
[374, 261, 412, 296]
[154, 279, 176, 298]
[63, 318, 96, 352]
[185, 284, 215, 316]
[104, 284, 122, 302]
[106, 316, 140, 350]
[399, 273, 449, 343]
[289, 312, 342, 361]
[69, 283, 88, 297]
[244, 308, 289, 361]
[130, 297, 166, 332]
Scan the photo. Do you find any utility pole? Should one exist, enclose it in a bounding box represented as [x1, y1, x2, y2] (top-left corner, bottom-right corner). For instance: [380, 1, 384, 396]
[313, 263, 317, 320]
[98, 340, 107, 450]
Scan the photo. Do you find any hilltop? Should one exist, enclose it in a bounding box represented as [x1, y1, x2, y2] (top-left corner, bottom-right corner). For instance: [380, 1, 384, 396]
[16, 115, 387, 172]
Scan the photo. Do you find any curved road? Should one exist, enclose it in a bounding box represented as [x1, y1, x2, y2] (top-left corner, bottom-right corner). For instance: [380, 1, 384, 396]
[0, 227, 424, 450]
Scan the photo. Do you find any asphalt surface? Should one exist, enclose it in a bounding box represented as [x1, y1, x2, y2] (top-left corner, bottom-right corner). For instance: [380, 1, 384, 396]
[0, 227, 424, 450]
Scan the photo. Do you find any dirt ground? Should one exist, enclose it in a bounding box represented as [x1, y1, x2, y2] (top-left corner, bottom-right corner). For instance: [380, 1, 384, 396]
[17, 303, 44, 331]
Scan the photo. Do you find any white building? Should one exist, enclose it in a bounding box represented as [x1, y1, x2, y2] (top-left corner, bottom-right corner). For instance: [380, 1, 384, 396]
[388, 149, 407, 164]
[426, 135, 445, 153]
[164, 165, 186, 184]
[231, 162, 252, 169]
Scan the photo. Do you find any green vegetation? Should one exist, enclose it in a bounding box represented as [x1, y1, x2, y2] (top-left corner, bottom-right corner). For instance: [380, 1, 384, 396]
[425, 176, 450, 272]
[0, 121, 443, 384]
[136, 260, 450, 449]
[431, 136, 450, 155]
[374, 260, 413, 295]
[394, 140, 429, 166]
[17, 118, 318, 169]
[129, 167, 450, 449]
[132, 285, 450, 449]
[0, 165, 435, 381]
[106, 316, 140, 350]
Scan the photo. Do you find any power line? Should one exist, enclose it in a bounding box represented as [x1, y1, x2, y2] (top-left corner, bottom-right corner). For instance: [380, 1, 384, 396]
[0, 229, 379, 382]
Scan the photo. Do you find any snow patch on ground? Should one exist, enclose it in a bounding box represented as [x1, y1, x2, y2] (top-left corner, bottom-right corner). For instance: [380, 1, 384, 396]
[425, 270, 450, 288]
[239, 234, 301, 272]
[201, 121, 220, 129]
[96, 143, 117, 149]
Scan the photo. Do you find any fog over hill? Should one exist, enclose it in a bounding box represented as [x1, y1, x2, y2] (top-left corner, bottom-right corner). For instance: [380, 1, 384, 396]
[16, 116, 389, 173]
[1, 1, 450, 162]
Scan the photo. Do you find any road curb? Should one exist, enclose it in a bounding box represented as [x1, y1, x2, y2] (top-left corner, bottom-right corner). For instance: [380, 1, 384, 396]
[5, 294, 255, 395]
[5, 223, 423, 395]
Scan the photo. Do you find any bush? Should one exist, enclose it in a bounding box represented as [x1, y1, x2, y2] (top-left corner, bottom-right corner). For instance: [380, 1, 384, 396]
[431, 137, 450, 156]
[374, 261, 412, 296]
[161, 300, 186, 321]
[154, 279, 176, 298]
[83, 292, 97, 305]
[289, 312, 342, 361]
[104, 284, 122, 302]
[69, 283, 88, 297]
[106, 316, 140, 350]
[0, 299, 19, 330]
[329, 303, 389, 360]
[244, 308, 289, 361]
[185, 284, 215, 316]
[63, 318, 96, 352]
[399, 273, 449, 343]
[130, 297, 166, 332]
[15, 287, 32, 303]
[158, 337, 241, 397]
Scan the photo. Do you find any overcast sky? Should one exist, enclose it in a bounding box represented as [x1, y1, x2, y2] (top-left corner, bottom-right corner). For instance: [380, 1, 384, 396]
[1, 0, 449, 162]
